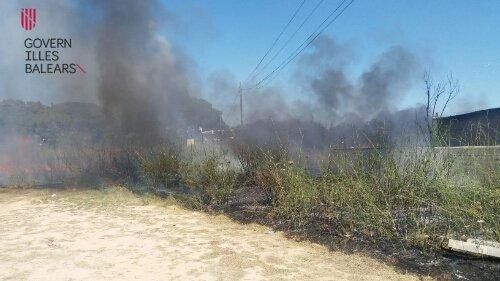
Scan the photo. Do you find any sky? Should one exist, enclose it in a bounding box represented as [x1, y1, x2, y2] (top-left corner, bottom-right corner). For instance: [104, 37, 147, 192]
[163, 0, 500, 115]
[0, 0, 499, 117]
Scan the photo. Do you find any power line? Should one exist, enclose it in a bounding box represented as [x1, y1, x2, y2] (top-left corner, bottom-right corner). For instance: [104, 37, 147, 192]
[254, 0, 353, 90]
[245, 0, 307, 84]
[250, 0, 354, 90]
[249, 0, 326, 84]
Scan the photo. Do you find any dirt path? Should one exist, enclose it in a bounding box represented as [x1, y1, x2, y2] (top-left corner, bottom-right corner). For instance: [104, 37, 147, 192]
[0, 188, 424, 281]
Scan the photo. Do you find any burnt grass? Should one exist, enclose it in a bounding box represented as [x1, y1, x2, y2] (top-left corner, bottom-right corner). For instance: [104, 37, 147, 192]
[192, 186, 499, 281]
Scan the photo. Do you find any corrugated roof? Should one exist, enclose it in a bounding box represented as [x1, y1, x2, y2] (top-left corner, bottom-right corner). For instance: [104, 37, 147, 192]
[439, 107, 500, 120]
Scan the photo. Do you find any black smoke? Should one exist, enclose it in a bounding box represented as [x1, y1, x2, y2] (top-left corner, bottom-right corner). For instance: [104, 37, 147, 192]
[222, 36, 423, 149]
[298, 37, 418, 123]
[87, 0, 224, 143]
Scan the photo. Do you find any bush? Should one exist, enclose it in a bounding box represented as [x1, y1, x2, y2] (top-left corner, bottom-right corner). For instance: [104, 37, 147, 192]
[234, 144, 500, 248]
[233, 144, 290, 204]
[183, 153, 237, 205]
[128, 141, 499, 249]
[138, 148, 183, 190]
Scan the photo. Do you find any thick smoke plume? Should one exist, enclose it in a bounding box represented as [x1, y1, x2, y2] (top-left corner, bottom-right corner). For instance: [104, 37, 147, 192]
[0, 1, 428, 184]
[0, 0, 223, 143]
[299, 36, 418, 123]
[209, 36, 422, 148]
[0, 0, 224, 184]
[89, 0, 222, 143]
[209, 36, 419, 128]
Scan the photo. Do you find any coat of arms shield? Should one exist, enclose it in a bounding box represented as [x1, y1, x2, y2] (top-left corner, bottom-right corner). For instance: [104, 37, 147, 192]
[21, 8, 36, 31]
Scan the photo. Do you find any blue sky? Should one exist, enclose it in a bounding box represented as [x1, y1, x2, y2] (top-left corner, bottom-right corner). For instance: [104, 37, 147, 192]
[163, 0, 500, 115]
[1, 0, 498, 116]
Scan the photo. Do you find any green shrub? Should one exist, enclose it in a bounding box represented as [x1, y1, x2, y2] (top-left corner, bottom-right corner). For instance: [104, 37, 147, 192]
[138, 148, 183, 190]
[183, 153, 237, 205]
[135, 142, 499, 249]
[237, 145, 499, 247]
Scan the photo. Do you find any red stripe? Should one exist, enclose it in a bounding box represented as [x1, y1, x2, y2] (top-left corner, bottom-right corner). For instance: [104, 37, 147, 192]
[76, 64, 86, 74]
[21, 9, 36, 30]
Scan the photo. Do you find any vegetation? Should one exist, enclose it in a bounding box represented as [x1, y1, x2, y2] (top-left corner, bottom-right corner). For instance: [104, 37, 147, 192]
[138, 148, 183, 190]
[231, 144, 499, 245]
[1, 99, 498, 255]
[3, 135, 498, 251]
[183, 153, 237, 205]
[121, 141, 499, 250]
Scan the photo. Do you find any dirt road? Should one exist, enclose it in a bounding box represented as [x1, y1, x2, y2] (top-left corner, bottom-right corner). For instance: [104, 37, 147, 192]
[0, 188, 423, 281]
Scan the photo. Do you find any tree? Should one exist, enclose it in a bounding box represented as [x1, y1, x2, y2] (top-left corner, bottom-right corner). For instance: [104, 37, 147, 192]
[423, 72, 460, 146]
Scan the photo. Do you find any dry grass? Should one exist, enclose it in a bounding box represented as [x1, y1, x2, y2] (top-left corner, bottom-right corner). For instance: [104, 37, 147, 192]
[231, 145, 499, 248]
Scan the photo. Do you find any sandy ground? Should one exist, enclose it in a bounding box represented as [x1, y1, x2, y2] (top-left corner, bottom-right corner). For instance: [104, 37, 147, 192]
[0, 188, 424, 281]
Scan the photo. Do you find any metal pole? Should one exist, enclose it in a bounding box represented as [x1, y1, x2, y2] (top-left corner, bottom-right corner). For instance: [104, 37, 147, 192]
[239, 82, 244, 127]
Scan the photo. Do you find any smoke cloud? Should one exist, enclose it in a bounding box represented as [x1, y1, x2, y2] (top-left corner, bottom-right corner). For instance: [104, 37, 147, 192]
[1, 0, 224, 144]
[298, 36, 418, 123]
[1, 1, 427, 160]
[88, 0, 223, 142]
[221, 36, 423, 148]
[208, 36, 419, 131]
[0, 0, 226, 184]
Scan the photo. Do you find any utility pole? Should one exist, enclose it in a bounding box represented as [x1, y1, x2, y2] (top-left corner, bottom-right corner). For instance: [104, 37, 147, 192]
[239, 82, 244, 127]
